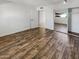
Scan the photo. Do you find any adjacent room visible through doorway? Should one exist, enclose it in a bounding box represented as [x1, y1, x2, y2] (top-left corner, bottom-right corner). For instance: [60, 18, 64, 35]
[54, 9, 68, 33]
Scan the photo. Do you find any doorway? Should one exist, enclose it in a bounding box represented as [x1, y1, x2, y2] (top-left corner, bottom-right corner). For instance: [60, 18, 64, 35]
[54, 9, 68, 33]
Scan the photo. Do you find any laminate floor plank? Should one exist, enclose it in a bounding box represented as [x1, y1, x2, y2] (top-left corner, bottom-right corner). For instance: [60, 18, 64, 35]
[0, 28, 78, 59]
[0, 29, 41, 52]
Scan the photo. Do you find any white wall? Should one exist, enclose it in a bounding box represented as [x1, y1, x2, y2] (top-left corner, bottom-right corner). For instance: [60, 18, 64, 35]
[0, 2, 38, 37]
[55, 17, 68, 24]
[45, 6, 54, 30]
[71, 8, 79, 33]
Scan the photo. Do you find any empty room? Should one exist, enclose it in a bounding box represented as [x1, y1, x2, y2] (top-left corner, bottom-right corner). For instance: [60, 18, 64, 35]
[0, 0, 79, 59]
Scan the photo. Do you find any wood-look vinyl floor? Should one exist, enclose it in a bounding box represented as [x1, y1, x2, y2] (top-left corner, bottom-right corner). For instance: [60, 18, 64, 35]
[54, 23, 67, 33]
[0, 28, 79, 59]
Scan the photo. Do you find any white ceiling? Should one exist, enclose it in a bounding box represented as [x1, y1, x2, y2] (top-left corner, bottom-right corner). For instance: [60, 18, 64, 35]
[54, 0, 79, 10]
[0, 0, 79, 9]
[0, 0, 63, 7]
[7, 0, 63, 5]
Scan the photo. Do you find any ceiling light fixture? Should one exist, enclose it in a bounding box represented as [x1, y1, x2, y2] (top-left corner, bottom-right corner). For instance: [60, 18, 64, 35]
[64, 0, 67, 4]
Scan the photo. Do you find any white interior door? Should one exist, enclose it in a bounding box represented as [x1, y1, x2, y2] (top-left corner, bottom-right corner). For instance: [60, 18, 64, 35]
[39, 10, 46, 28]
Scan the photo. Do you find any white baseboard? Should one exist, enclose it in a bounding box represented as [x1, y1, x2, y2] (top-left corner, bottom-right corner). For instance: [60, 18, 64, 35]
[0, 27, 38, 37]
